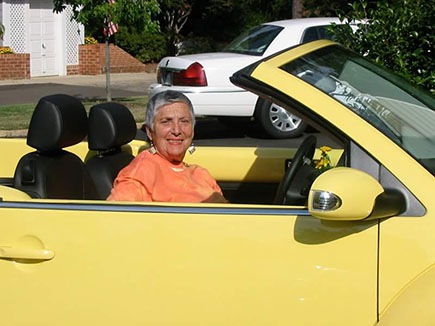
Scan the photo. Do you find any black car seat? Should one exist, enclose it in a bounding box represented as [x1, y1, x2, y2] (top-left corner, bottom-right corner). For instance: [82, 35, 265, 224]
[85, 102, 137, 199]
[13, 94, 95, 199]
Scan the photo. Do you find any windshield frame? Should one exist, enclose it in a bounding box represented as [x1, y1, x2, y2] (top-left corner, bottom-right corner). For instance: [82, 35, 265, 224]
[279, 45, 435, 174]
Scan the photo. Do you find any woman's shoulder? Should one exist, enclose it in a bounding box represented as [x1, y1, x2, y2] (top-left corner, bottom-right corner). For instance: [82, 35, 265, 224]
[119, 150, 159, 175]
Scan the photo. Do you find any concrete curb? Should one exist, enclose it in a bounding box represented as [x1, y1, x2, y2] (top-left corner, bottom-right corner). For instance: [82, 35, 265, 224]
[0, 129, 28, 138]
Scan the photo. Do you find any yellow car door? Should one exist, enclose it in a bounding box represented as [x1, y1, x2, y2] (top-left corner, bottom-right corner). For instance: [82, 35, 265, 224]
[0, 199, 378, 325]
[230, 40, 435, 325]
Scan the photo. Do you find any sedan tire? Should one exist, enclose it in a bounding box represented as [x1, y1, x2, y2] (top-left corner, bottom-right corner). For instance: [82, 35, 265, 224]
[255, 99, 307, 139]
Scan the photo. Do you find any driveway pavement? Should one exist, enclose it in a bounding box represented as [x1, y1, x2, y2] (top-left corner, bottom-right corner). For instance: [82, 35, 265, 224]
[0, 72, 156, 105]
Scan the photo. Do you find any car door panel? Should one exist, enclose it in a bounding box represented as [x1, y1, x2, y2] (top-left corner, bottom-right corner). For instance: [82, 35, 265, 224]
[1, 201, 377, 325]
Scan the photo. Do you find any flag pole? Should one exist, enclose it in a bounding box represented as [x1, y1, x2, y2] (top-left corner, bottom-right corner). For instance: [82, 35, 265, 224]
[105, 30, 112, 102]
[105, 0, 118, 102]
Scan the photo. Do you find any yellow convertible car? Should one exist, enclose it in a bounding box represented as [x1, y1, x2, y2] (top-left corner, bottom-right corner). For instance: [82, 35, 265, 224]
[0, 40, 434, 325]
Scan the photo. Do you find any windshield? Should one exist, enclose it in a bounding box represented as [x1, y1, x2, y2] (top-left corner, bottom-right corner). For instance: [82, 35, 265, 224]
[223, 24, 283, 56]
[280, 46, 435, 175]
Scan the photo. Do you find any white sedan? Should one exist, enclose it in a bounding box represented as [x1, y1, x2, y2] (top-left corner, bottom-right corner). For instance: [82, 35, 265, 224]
[148, 17, 342, 138]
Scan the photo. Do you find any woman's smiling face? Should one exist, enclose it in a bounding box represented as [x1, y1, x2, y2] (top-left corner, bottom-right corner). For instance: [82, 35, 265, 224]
[146, 101, 194, 164]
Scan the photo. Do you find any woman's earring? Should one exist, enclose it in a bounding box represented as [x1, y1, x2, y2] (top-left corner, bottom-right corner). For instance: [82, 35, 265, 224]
[188, 143, 196, 154]
[149, 141, 157, 154]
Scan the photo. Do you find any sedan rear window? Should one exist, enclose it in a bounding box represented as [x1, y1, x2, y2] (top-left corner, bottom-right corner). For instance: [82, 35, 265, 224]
[223, 25, 284, 56]
[301, 25, 337, 43]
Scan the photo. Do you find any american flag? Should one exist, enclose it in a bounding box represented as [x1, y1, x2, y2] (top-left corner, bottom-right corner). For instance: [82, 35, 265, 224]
[105, 0, 119, 36]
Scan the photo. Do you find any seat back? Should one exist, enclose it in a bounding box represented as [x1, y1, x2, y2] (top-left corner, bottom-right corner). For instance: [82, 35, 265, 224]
[86, 102, 137, 199]
[13, 94, 95, 199]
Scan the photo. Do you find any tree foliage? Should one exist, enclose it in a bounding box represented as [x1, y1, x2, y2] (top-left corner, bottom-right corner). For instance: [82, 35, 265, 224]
[53, 0, 160, 36]
[115, 26, 167, 62]
[330, 0, 434, 93]
[53, 0, 160, 100]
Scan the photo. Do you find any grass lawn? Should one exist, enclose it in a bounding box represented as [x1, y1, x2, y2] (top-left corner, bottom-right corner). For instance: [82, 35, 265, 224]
[0, 96, 147, 130]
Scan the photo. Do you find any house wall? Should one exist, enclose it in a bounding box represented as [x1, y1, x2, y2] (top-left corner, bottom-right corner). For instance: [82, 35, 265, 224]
[60, 5, 84, 75]
[0, 0, 83, 77]
[8, 0, 27, 54]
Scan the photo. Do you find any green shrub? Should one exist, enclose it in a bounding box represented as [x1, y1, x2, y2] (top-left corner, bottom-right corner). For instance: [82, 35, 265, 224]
[330, 0, 434, 93]
[115, 27, 167, 63]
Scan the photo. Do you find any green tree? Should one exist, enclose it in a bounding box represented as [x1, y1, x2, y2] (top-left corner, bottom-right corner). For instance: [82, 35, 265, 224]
[53, 0, 160, 100]
[330, 0, 434, 93]
[115, 26, 166, 63]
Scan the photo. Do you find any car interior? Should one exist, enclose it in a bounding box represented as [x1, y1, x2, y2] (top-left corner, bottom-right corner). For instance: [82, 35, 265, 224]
[0, 92, 426, 216]
[0, 93, 349, 206]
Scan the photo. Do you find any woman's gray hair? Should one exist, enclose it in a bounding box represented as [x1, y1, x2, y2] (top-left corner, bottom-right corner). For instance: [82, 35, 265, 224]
[145, 90, 195, 131]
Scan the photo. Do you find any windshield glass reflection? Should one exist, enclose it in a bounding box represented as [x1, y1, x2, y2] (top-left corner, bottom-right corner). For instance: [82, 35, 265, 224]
[280, 46, 435, 174]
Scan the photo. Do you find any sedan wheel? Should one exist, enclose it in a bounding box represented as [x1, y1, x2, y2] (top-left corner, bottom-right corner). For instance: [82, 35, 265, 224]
[256, 99, 306, 139]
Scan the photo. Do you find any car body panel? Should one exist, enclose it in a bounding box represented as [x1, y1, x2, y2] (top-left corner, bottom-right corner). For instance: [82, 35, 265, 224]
[0, 136, 373, 325]
[378, 266, 435, 325]
[379, 218, 435, 318]
[233, 39, 435, 320]
[0, 197, 378, 325]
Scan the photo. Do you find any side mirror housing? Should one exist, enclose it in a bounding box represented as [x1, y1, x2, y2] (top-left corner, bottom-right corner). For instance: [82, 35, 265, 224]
[308, 167, 405, 221]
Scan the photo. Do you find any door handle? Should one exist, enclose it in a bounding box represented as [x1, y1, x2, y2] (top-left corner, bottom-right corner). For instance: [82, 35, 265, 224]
[0, 246, 54, 261]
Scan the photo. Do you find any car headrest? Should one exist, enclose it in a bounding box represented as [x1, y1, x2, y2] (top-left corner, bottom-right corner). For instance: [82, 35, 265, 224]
[88, 102, 137, 151]
[27, 94, 88, 151]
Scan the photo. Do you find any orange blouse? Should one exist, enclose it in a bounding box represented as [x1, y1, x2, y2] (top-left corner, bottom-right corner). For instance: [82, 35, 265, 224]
[107, 151, 224, 203]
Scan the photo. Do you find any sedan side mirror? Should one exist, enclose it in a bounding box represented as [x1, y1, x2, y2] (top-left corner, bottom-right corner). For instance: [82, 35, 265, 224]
[308, 167, 406, 221]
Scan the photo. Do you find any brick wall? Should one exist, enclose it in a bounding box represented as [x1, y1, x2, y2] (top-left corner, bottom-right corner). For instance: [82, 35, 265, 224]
[76, 43, 146, 75]
[66, 64, 80, 75]
[0, 53, 30, 80]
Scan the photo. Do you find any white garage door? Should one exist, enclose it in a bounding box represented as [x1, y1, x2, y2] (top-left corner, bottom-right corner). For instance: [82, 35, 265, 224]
[29, 0, 58, 77]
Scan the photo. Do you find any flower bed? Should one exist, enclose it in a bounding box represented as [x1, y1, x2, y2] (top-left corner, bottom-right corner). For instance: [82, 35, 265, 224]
[0, 47, 14, 54]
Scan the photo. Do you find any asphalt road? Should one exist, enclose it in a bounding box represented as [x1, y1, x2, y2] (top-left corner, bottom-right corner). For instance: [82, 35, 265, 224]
[0, 72, 154, 105]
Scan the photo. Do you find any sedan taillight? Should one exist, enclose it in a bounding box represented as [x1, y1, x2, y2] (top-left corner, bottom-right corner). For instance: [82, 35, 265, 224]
[172, 62, 208, 86]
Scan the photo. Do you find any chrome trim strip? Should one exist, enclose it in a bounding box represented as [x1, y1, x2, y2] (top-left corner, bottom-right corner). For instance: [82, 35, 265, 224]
[0, 201, 310, 216]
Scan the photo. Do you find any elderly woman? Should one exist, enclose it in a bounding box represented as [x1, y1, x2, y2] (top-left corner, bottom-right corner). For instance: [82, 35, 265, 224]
[107, 91, 227, 203]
